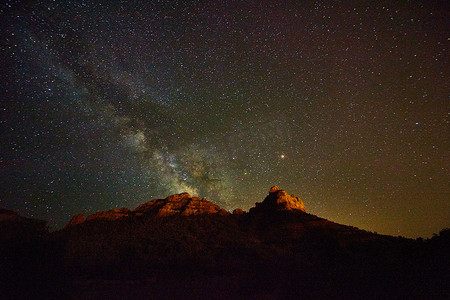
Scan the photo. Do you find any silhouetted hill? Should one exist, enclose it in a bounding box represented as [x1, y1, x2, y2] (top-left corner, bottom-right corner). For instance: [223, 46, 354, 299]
[0, 209, 48, 240]
[1, 187, 449, 299]
[0, 209, 62, 299]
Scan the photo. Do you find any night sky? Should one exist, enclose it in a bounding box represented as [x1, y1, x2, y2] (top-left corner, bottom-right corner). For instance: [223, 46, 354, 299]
[1, 0, 449, 238]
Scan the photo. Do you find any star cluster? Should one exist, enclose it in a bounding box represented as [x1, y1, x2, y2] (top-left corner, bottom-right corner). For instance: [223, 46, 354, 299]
[1, 0, 449, 237]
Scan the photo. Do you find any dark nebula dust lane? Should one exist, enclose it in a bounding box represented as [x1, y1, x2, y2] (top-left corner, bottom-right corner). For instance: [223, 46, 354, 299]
[1, 0, 449, 237]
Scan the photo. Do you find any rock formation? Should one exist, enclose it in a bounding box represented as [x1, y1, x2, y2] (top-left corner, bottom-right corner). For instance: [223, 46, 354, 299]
[134, 193, 229, 216]
[64, 187, 308, 228]
[250, 186, 306, 213]
[65, 193, 229, 227]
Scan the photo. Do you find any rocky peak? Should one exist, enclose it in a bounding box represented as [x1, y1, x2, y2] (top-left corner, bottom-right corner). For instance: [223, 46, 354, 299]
[134, 193, 229, 217]
[250, 186, 306, 213]
[269, 186, 281, 193]
[65, 192, 229, 227]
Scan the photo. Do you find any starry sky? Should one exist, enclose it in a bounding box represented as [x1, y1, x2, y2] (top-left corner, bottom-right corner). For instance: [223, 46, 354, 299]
[1, 0, 449, 237]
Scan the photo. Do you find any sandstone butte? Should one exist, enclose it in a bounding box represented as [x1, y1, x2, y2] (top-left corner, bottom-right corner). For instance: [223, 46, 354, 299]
[249, 186, 306, 214]
[65, 186, 307, 228]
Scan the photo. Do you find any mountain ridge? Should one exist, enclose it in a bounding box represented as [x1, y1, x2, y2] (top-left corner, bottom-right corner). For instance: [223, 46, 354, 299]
[65, 186, 307, 228]
[1, 187, 448, 299]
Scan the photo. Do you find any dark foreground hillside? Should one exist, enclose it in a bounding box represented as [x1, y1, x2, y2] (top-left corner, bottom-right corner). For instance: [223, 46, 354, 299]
[1, 188, 449, 299]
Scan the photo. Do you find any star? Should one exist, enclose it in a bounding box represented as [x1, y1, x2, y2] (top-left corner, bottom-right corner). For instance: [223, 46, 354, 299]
[0, 0, 448, 238]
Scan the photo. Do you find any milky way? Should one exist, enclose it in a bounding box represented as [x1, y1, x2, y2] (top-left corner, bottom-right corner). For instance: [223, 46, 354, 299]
[1, 1, 449, 237]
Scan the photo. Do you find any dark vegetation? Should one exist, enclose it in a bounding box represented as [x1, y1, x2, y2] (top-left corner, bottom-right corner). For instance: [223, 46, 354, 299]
[1, 209, 449, 299]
